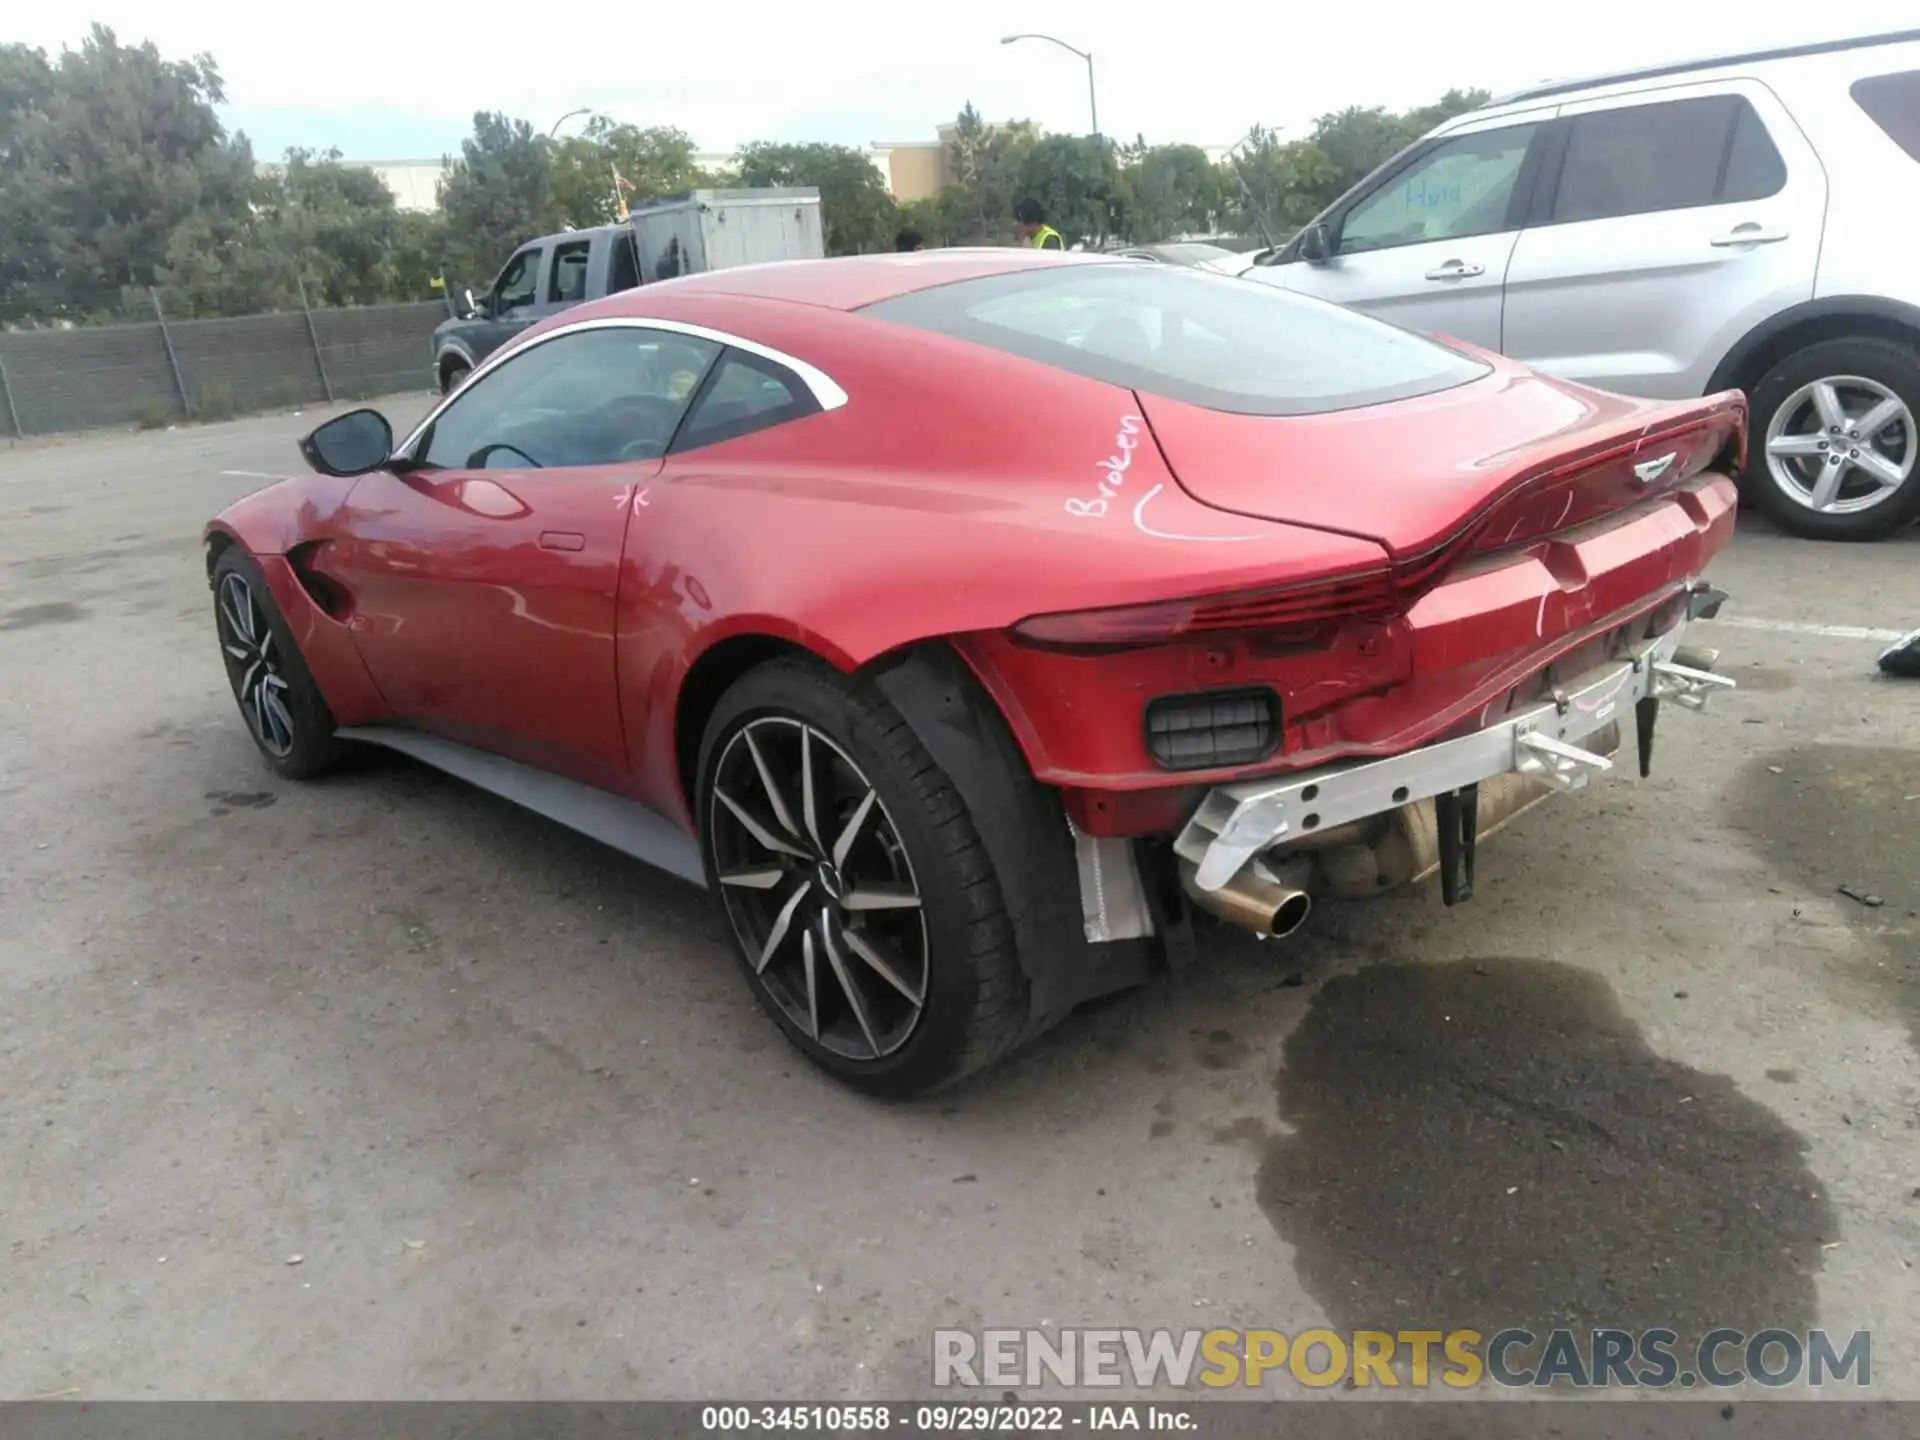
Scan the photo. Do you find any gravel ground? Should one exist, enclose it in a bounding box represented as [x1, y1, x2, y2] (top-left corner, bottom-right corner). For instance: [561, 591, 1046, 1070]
[2, 404, 1918, 1402]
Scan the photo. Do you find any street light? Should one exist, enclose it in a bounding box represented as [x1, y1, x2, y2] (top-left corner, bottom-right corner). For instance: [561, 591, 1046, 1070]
[548, 108, 590, 140]
[1000, 34, 1098, 142]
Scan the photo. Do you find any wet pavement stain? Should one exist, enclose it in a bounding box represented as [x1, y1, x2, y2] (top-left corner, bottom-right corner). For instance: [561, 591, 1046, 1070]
[1731, 665, 1799, 693]
[205, 790, 277, 812]
[1725, 744, 1920, 1051]
[1195, 1028, 1249, 1071]
[1254, 957, 1832, 1349]
[1211, 1116, 1270, 1146]
[0, 601, 88, 631]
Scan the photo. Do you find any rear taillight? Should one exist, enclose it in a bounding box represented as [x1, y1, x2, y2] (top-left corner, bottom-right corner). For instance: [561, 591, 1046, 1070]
[1010, 567, 1398, 650]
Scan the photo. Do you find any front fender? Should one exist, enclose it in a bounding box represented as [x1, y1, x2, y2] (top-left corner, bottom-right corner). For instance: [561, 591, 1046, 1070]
[206, 472, 363, 561]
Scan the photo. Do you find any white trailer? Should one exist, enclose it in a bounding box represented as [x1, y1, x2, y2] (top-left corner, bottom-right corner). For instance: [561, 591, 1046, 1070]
[628, 187, 826, 284]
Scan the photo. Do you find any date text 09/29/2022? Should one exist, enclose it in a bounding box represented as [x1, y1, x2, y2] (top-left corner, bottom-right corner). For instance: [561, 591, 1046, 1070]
[701, 1405, 1192, 1431]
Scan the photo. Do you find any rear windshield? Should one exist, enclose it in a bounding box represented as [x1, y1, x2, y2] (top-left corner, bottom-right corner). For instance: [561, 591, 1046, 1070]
[859, 263, 1490, 417]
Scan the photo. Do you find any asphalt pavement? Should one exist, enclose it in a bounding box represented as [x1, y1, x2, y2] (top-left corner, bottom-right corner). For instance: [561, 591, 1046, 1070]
[2, 403, 1918, 1401]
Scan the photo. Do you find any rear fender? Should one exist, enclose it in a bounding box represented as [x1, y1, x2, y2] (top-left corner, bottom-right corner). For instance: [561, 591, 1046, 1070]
[864, 642, 1143, 1025]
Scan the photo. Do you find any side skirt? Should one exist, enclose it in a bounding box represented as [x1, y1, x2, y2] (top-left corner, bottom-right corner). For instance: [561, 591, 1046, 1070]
[335, 725, 708, 887]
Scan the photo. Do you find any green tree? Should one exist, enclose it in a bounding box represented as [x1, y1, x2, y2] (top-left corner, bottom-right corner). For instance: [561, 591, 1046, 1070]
[942, 103, 1039, 243]
[389, 209, 455, 301]
[1220, 126, 1337, 241]
[160, 147, 443, 315]
[438, 111, 555, 285]
[0, 43, 58, 319]
[1016, 135, 1122, 247]
[1119, 141, 1227, 243]
[270, 148, 404, 305]
[551, 117, 710, 226]
[1400, 89, 1494, 142]
[1307, 105, 1419, 195]
[728, 141, 897, 255]
[0, 25, 253, 321]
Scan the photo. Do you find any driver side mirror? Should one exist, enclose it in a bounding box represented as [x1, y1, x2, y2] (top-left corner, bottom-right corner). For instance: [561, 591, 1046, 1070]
[1298, 221, 1334, 263]
[300, 408, 393, 478]
[460, 286, 487, 319]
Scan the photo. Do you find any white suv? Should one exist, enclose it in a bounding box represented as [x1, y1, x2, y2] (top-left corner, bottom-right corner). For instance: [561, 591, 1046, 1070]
[1229, 29, 1920, 540]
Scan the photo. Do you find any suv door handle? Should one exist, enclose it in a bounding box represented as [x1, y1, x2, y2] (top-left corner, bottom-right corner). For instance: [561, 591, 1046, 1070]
[1424, 259, 1485, 280]
[1710, 224, 1790, 247]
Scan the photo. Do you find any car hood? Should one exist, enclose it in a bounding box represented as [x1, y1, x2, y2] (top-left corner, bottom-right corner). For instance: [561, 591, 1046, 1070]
[1137, 352, 1744, 563]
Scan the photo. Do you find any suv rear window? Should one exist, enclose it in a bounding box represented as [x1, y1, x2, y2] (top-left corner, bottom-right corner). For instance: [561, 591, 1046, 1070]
[1852, 70, 1920, 163]
[860, 265, 1490, 417]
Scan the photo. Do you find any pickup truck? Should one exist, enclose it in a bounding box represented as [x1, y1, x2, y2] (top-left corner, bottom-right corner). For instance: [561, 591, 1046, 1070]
[429, 224, 640, 394]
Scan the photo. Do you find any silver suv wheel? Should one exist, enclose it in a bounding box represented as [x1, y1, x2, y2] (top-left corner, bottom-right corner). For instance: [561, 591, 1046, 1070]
[1763, 374, 1915, 516]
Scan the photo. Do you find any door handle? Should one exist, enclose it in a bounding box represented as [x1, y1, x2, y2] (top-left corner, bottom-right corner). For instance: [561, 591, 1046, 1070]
[538, 531, 586, 552]
[1424, 260, 1485, 280]
[1710, 224, 1789, 247]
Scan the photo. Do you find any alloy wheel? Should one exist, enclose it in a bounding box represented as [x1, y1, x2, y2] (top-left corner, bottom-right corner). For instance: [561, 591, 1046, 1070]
[708, 717, 930, 1062]
[1764, 375, 1916, 515]
[216, 572, 296, 758]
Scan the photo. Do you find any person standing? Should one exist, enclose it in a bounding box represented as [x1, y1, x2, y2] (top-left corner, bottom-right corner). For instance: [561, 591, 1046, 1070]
[1013, 199, 1064, 250]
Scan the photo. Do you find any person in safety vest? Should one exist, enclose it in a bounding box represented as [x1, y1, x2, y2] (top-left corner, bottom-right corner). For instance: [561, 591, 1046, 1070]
[1013, 199, 1064, 250]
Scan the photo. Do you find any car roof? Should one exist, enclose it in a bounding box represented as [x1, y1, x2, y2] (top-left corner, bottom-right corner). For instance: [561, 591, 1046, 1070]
[1482, 26, 1920, 108]
[591, 247, 1122, 313]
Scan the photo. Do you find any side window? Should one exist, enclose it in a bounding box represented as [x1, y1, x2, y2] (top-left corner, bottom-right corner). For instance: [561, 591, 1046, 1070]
[608, 234, 641, 293]
[493, 248, 542, 313]
[673, 350, 821, 453]
[548, 240, 591, 303]
[1852, 71, 1920, 164]
[1549, 96, 1784, 224]
[418, 327, 720, 470]
[1337, 124, 1538, 255]
[1722, 101, 1788, 200]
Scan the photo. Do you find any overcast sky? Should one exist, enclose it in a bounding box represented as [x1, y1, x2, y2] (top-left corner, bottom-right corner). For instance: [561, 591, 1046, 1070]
[18, 3, 1919, 160]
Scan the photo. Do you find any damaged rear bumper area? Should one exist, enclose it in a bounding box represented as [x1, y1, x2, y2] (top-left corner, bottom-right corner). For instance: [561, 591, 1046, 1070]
[1173, 597, 1735, 937]
[1072, 586, 1738, 945]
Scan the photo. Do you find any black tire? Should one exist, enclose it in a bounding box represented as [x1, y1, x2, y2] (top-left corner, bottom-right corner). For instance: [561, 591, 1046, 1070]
[1745, 337, 1920, 541]
[695, 656, 1031, 1098]
[440, 359, 470, 395]
[211, 546, 344, 781]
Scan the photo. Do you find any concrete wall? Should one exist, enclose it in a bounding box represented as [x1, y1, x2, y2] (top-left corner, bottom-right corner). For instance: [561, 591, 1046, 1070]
[0, 302, 446, 440]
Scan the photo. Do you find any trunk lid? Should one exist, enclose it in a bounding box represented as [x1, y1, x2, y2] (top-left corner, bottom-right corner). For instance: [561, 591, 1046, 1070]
[1137, 352, 1744, 585]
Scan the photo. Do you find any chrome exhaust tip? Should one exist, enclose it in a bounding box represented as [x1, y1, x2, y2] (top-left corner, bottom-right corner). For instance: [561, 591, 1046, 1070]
[1179, 857, 1313, 939]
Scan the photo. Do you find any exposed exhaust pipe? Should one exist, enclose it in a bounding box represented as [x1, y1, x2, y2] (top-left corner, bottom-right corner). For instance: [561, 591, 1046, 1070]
[1179, 856, 1312, 939]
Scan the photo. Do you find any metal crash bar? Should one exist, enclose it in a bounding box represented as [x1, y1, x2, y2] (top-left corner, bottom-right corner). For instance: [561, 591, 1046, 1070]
[1174, 617, 1736, 895]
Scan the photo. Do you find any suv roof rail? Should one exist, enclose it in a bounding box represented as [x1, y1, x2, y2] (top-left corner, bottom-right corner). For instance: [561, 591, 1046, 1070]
[1483, 27, 1920, 108]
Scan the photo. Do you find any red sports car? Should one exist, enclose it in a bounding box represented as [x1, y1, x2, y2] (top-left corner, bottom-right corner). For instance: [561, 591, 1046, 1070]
[205, 249, 1743, 1096]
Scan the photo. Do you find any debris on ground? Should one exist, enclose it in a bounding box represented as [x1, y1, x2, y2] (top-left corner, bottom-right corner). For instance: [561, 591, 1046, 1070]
[1877, 631, 1920, 678]
[1838, 885, 1886, 908]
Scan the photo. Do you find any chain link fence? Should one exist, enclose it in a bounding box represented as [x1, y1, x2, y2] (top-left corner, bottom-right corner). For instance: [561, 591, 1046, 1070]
[0, 284, 452, 440]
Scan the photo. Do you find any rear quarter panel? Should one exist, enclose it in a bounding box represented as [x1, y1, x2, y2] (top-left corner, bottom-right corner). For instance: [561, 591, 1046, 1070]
[608, 299, 1390, 823]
